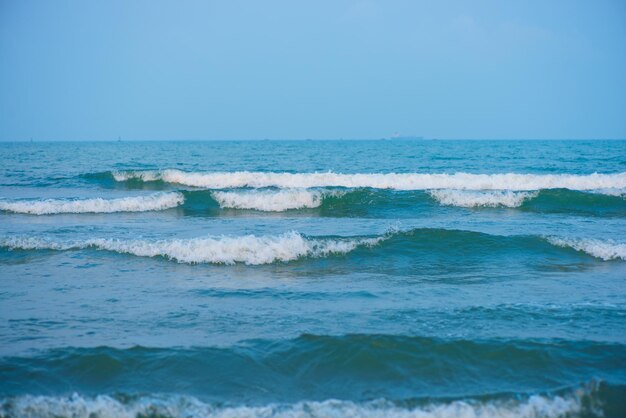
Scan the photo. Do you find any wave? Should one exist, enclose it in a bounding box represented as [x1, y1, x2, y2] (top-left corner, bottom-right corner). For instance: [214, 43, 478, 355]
[428, 190, 538, 207]
[235, 188, 625, 215]
[547, 237, 626, 261]
[0, 232, 383, 265]
[0, 389, 604, 418]
[427, 189, 626, 213]
[205, 188, 625, 213]
[0, 336, 623, 415]
[211, 189, 343, 211]
[1, 229, 624, 264]
[0, 192, 184, 215]
[1, 188, 623, 216]
[108, 169, 626, 191]
[75, 171, 626, 215]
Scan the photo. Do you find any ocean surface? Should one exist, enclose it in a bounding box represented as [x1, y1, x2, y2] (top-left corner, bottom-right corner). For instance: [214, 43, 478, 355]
[0, 140, 625, 417]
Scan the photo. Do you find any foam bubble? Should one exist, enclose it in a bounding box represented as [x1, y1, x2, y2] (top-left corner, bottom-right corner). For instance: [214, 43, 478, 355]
[0, 391, 589, 418]
[212, 189, 343, 211]
[547, 237, 626, 261]
[0, 192, 184, 215]
[0, 232, 382, 265]
[428, 190, 538, 208]
[112, 170, 626, 191]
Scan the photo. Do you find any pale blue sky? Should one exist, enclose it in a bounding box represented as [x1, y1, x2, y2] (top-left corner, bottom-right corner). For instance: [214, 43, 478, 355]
[1, 0, 625, 140]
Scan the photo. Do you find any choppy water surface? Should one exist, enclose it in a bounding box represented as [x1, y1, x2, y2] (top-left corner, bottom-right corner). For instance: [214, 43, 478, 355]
[0, 140, 625, 417]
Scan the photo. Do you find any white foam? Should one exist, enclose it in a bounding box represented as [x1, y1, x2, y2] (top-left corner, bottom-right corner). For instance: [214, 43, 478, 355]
[0, 232, 382, 265]
[212, 189, 342, 211]
[112, 170, 626, 191]
[0, 237, 72, 251]
[547, 237, 626, 261]
[0, 392, 588, 418]
[5, 232, 624, 264]
[0, 192, 184, 215]
[113, 171, 162, 182]
[590, 188, 626, 197]
[428, 190, 538, 208]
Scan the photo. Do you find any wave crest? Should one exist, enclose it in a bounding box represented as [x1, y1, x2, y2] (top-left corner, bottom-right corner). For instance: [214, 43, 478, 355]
[0, 192, 184, 215]
[2, 230, 625, 264]
[211, 189, 341, 211]
[110, 170, 626, 191]
[547, 237, 626, 261]
[428, 190, 538, 208]
[0, 232, 383, 265]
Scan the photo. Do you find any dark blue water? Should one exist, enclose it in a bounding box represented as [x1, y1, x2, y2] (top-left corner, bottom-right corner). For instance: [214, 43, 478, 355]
[1, 140, 625, 417]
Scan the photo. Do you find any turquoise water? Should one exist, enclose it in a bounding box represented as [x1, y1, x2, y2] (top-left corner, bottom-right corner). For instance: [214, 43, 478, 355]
[0, 140, 625, 417]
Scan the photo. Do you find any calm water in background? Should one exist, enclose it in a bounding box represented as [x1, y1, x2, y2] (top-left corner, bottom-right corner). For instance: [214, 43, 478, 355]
[0, 140, 625, 417]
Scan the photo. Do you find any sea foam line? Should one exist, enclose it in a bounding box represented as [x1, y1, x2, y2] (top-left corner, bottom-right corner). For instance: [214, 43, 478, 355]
[0, 232, 383, 265]
[212, 189, 344, 211]
[112, 170, 626, 191]
[0, 192, 184, 215]
[428, 190, 538, 208]
[0, 391, 590, 418]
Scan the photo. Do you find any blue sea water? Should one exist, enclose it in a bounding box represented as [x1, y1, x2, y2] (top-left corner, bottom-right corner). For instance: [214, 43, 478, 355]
[0, 140, 625, 417]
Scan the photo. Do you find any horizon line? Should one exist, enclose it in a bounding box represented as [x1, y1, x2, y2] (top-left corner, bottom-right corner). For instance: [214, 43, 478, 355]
[2, 137, 626, 142]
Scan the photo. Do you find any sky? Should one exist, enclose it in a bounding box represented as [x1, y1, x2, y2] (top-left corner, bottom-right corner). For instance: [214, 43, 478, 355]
[0, 0, 625, 140]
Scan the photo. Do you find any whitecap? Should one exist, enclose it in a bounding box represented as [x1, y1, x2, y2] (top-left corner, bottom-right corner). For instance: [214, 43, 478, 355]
[0, 192, 184, 215]
[0, 232, 383, 265]
[212, 189, 343, 211]
[112, 170, 626, 191]
[428, 190, 538, 208]
[547, 237, 626, 261]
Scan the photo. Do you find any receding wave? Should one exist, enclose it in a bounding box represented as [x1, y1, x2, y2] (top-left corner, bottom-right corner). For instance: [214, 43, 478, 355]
[211, 189, 344, 211]
[0, 232, 382, 265]
[0, 390, 602, 418]
[1, 229, 624, 264]
[0, 192, 184, 215]
[108, 169, 626, 191]
[547, 237, 626, 261]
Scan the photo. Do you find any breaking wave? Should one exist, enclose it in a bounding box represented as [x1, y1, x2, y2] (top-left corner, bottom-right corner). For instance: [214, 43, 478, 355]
[109, 170, 626, 191]
[0, 232, 383, 265]
[0, 192, 184, 215]
[1, 228, 624, 264]
[428, 190, 538, 208]
[0, 390, 599, 418]
[211, 189, 343, 211]
[0, 334, 622, 417]
[547, 237, 626, 261]
[1, 188, 623, 216]
[205, 187, 624, 214]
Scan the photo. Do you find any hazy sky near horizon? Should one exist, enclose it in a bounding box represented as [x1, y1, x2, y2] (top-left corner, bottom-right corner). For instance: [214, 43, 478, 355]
[1, 0, 625, 140]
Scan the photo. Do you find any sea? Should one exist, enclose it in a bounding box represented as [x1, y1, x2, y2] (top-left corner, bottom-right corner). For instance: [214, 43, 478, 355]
[0, 140, 625, 417]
